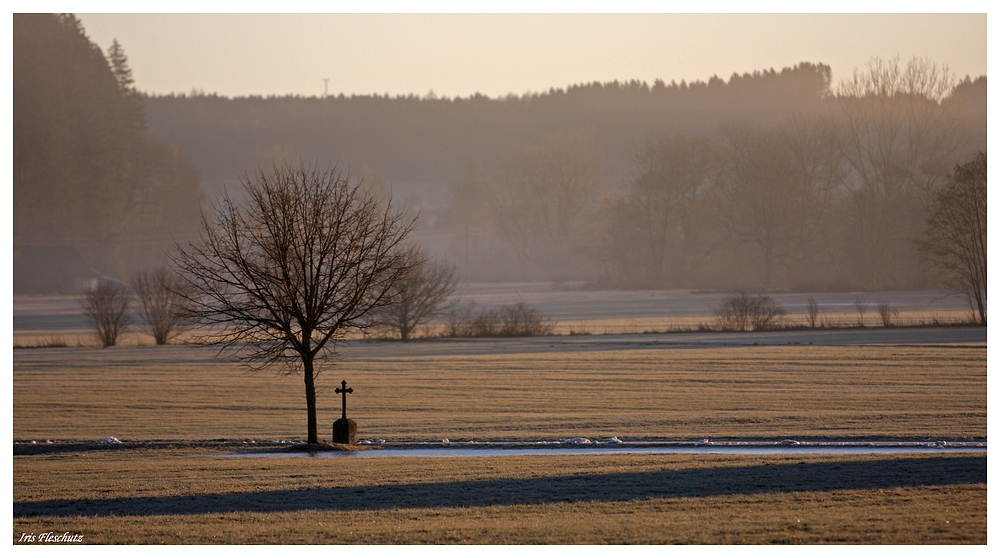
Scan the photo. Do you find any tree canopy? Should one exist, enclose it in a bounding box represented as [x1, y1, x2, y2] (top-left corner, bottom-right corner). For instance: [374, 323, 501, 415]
[174, 163, 414, 443]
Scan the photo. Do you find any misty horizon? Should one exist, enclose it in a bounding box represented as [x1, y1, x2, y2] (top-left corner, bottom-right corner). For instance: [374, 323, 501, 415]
[14, 13, 988, 298]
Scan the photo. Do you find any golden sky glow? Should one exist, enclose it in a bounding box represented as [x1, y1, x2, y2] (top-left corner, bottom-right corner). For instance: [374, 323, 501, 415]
[76, 12, 987, 99]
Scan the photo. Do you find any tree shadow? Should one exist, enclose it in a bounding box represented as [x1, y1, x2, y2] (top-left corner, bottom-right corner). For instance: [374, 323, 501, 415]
[14, 455, 985, 518]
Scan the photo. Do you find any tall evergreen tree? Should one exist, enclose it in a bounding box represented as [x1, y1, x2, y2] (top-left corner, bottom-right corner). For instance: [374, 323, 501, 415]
[14, 14, 202, 283]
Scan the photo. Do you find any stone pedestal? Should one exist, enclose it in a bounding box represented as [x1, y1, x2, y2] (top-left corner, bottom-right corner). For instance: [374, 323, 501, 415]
[332, 418, 357, 445]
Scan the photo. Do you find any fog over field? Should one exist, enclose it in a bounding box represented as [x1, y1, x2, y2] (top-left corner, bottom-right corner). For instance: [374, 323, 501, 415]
[13, 13, 987, 296]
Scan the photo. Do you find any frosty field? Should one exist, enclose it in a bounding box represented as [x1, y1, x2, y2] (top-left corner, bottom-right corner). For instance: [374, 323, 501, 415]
[11, 290, 987, 544]
[12, 340, 986, 442]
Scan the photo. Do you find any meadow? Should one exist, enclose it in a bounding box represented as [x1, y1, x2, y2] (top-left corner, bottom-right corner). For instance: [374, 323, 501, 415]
[12, 291, 987, 544]
[12, 342, 986, 442]
[14, 451, 986, 544]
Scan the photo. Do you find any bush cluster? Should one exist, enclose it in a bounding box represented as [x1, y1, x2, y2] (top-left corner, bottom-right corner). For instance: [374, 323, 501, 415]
[713, 291, 786, 331]
[446, 302, 552, 338]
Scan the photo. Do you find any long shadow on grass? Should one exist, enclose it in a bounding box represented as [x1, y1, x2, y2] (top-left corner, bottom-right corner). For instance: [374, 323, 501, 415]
[14, 455, 985, 517]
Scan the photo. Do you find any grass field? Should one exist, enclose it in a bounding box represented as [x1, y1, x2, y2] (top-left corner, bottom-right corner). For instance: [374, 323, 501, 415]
[13, 342, 985, 442]
[12, 333, 986, 544]
[13, 449, 986, 544]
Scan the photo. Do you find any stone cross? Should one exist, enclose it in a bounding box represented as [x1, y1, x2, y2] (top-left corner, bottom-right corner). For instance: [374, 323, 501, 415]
[335, 380, 353, 420]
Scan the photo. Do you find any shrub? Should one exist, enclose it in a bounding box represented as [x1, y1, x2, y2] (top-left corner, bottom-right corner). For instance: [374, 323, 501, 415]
[81, 280, 132, 347]
[445, 302, 552, 338]
[714, 291, 786, 331]
[130, 267, 189, 345]
[876, 299, 899, 327]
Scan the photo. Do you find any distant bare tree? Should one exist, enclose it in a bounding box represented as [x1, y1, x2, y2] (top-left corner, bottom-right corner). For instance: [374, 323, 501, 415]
[81, 280, 132, 347]
[918, 151, 987, 324]
[604, 135, 717, 287]
[853, 295, 870, 326]
[375, 249, 458, 341]
[716, 118, 839, 289]
[130, 266, 188, 345]
[488, 130, 605, 271]
[806, 296, 820, 328]
[173, 162, 414, 444]
[836, 56, 965, 288]
[875, 298, 899, 327]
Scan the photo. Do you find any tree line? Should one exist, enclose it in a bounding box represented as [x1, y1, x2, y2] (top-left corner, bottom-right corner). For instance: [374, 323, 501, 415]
[437, 59, 984, 291]
[143, 58, 984, 292]
[13, 14, 204, 280]
[145, 62, 837, 191]
[14, 13, 985, 296]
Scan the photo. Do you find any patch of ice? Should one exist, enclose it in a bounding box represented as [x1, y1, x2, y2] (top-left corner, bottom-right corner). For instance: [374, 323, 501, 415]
[358, 440, 373, 445]
[562, 437, 592, 444]
[100, 436, 121, 444]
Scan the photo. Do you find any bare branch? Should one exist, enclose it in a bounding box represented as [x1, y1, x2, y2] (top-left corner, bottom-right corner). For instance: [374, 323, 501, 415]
[171, 161, 415, 443]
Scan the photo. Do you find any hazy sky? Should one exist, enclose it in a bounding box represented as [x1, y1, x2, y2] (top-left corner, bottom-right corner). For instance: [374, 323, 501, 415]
[76, 12, 987, 99]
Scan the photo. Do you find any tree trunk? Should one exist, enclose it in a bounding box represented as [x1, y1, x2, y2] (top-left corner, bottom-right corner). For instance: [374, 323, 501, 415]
[974, 293, 987, 325]
[303, 355, 318, 444]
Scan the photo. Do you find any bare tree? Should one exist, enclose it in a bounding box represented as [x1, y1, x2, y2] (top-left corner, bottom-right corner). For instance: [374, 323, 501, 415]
[716, 118, 839, 289]
[487, 130, 606, 272]
[81, 280, 132, 347]
[918, 151, 986, 324]
[130, 266, 188, 345]
[603, 135, 717, 287]
[173, 162, 414, 444]
[375, 249, 458, 341]
[875, 298, 899, 327]
[836, 56, 965, 288]
[806, 296, 820, 328]
[853, 295, 870, 327]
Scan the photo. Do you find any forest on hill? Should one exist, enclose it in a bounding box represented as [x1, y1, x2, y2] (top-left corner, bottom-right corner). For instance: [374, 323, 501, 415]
[145, 62, 986, 290]
[145, 63, 835, 190]
[14, 13, 987, 292]
[13, 14, 202, 285]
